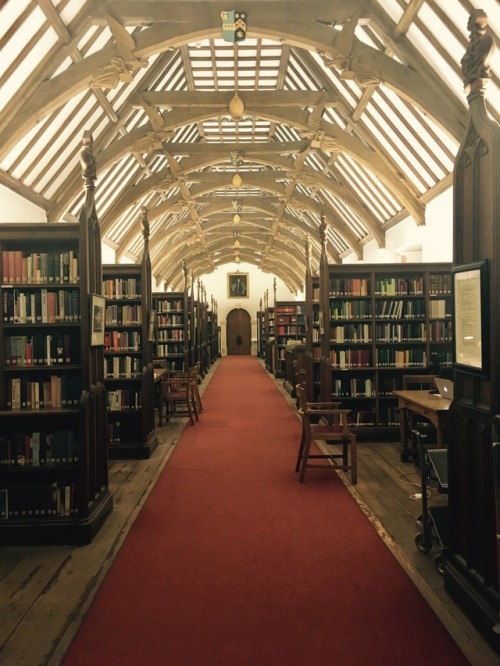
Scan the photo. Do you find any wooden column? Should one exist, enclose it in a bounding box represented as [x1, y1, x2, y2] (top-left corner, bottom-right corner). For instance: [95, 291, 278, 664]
[445, 9, 500, 652]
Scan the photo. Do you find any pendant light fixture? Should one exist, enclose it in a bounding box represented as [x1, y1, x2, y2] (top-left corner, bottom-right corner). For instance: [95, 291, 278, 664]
[229, 92, 245, 121]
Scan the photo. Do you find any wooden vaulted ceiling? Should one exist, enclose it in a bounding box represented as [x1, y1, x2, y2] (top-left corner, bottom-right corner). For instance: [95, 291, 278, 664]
[1, 0, 500, 291]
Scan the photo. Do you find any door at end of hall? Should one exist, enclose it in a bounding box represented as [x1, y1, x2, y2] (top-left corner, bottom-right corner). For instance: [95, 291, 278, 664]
[226, 308, 251, 355]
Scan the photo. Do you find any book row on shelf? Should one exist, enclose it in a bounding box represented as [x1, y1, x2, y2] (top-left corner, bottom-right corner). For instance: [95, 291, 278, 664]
[102, 277, 141, 299]
[1, 250, 79, 285]
[3, 287, 80, 323]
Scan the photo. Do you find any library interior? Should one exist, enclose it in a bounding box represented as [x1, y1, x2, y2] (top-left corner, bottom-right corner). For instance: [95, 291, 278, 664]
[1, 1, 500, 664]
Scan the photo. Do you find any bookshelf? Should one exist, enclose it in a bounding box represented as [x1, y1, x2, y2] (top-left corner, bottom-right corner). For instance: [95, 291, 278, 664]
[274, 301, 306, 378]
[264, 306, 275, 373]
[102, 209, 157, 459]
[0, 132, 112, 544]
[318, 258, 452, 439]
[153, 290, 188, 372]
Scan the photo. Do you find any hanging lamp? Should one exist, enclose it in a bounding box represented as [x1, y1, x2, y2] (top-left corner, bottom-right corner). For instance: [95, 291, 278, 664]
[232, 173, 242, 188]
[229, 92, 245, 121]
[233, 213, 241, 224]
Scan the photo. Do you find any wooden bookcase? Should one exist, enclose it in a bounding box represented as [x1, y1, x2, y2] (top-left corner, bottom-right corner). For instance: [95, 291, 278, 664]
[102, 209, 157, 459]
[274, 301, 306, 378]
[152, 290, 188, 372]
[264, 306, 275, 373]
[0, 133, 112, 544]
[317, 260, 453, 439]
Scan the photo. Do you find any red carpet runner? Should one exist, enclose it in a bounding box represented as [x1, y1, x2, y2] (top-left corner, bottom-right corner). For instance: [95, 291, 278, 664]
[64, 357, 467, 665]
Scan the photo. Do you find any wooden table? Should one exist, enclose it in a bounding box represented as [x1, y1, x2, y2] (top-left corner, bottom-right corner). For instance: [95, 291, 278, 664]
[392, 389, 452, 459]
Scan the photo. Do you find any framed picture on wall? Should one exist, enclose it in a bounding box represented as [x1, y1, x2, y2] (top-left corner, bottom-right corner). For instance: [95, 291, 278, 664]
[228, 272, 249, 298]
[90, 294, 106, 346]
[452, 260, 489, 376]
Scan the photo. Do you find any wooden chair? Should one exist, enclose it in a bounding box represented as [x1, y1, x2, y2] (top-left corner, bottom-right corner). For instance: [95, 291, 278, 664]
[160, 371, 199, 426]
[402, 374, 437, 455]
[295, 385, 357, 484]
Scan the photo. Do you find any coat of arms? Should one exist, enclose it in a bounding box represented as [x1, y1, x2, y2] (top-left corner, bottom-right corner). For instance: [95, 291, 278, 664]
[221, 11, 247, 43]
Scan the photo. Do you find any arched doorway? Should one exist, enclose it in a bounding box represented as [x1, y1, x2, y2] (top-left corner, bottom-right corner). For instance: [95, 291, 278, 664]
[226, 309, 252, 355]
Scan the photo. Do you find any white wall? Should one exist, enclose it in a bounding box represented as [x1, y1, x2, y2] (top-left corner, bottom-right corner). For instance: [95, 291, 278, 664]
[0, 184, 46, 222]
[351, 188, 454, 265]
[199, 263, 299, 355]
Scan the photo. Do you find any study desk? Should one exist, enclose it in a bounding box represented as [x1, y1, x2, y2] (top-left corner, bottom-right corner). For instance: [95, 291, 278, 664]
[392, 389, 451, 458]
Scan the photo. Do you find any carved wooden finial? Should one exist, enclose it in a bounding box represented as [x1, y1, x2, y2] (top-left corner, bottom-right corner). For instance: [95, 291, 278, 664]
[140, 206, 150, 241]
[461, 10, 495, 93]
[305, 234, 311, 264]
[80, 131, 97, 189]
[319, 212, 327, 245]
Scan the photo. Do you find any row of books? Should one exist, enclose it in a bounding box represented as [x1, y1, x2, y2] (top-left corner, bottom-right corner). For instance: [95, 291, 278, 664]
[157, 314, 184, 326]
[330, 300, 371, 319]
[329, 278, 369, 296]
[105, 304, 142, 325]
[332, 377, 375, 397]
[330, 349, 371, 368]
[276, 325, 305, 336]
[0, 430, 78, 466]
[428, 273, 451, 295]
[375, 299, 426, 319]
[428, 299, 452, 318]
[104, 356, 142, 379]
[102, 278, 141, 300]
[6, 375, 81, 409]
[157, 329, 184, 342]
[0, 482, 78, 520]
[429, 320, 453, 341]
[374, 277, 424, 296]
[329, 348, 428, 368]
[376, 348, 427, 367]
[156, 299, 183, 313]
[374, 322, 426, 342]
[2, 287, 80, 323]
[5, 333, 76, 366]
[275, 305, 305, 314]
[331, 323, 371, 343]
[155, 343, 185, 356]
[1, 250, 78, 285]
[104, 330, 141, 351]
[107, 389, 142, 410]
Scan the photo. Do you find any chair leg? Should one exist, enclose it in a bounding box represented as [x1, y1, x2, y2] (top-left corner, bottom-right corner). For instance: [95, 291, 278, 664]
[299, 433, 313, 483]
[295, 427, 306, 473]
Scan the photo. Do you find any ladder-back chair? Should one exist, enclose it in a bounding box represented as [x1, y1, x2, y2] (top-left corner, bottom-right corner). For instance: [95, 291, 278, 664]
[295, 385, 357, 484]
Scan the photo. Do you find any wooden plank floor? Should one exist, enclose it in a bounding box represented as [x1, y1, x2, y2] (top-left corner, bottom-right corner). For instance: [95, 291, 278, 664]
[0, 359, 498, 666]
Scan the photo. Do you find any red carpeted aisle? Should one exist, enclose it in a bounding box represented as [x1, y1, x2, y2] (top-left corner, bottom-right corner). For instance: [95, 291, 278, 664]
[64, 357, 467, 666]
